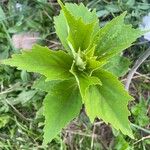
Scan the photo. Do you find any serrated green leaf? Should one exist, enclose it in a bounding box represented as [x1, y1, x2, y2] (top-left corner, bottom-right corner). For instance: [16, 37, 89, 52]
[70, 62, 101, 100]
[92, 12, 142, 59]
[43, 79, 82, 144]
[103, 55, 130, 77]
[1, 45, 73, 81]
[54, 2, 99, 52]
[57, 0, 98, 53]
[67, 17, 95, 53]
[65, 3, 98, 24]
[54, 12, 70, 51]
[84, 69, 134, 138]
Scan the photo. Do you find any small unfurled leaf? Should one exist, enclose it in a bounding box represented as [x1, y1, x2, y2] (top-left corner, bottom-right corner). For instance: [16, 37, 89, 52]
[86, 57, 107, 75]
[43, 79, 82, 144]
[84, 69, 133, 138]
[1, 45, 73, 81]
[70, 62, 101, 100]
[84, 46, 107, 74]
[103, 55, 130, 77]
[92, 12, 142, 59]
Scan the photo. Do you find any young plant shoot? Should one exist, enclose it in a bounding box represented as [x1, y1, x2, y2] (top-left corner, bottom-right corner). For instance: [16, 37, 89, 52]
[1, 0, 143, 145]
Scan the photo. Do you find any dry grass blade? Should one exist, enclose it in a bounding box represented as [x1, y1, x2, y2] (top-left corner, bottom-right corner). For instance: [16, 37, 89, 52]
[134, 135, 150, 145]
[125, 47, 150, 91]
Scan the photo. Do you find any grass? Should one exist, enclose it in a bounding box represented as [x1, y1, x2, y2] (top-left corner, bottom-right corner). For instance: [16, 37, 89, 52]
[0, 0, 150, 149]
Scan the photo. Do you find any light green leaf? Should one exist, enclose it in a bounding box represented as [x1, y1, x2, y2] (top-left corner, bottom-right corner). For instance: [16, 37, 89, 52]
[54, 2, 99, 51]
[70, 62, 101, 100]
[65, 3, 99, 26]
[92, 12, 142, 58]
[57, 0, 98, 53]
[43, 79, 82, 144]
[54, 12, 69, 51]
[1, 45, 73, 81]
[85, 69, 133, 138]
[84, 46, 108, 74]
[103, 55, 130, 77]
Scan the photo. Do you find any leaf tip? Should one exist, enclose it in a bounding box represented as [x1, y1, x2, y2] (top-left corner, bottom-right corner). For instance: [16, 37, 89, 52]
[127, 129, 134, 139]
[57, 0, 64, 8]
[122, 11, 127, 17]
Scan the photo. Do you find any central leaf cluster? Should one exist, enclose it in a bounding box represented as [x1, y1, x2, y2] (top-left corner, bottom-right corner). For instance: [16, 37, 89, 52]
[74, 51, 86, 71]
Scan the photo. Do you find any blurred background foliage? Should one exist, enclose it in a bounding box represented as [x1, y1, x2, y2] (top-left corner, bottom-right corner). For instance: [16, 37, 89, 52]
[0, 0, 150, 149]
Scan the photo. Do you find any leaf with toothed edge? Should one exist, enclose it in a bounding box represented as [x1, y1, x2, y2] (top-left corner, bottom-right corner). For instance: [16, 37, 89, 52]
[57, 0, 98, 53]
[84, 69, 134, 138]
[54, 1, 99, 52]
[90, 12, 143, 59]
[43, 79, 82, 145]
[1, 45, 73, 81]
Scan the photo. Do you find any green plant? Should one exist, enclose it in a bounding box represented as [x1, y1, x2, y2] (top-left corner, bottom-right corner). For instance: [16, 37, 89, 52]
[131, 97, 149, 127]
[1, 0, 143, 145]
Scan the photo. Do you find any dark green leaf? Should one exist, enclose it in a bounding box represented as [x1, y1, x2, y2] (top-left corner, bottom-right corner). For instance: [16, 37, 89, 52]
[43, 79, 82, 144]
